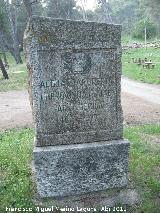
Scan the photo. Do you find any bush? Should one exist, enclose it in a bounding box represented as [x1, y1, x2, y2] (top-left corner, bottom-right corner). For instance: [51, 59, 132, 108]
[132, 19, 157, 40]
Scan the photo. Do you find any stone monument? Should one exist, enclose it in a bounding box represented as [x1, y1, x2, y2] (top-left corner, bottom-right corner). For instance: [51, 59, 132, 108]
[24, 16, 131, 202]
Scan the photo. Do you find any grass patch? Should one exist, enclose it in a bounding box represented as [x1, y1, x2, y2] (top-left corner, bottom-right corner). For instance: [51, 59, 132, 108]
[0, 54, 28, 92]
[0, 125, 160, 212]
[124, 124, 160, 213]
[122, 47, 160, 84]
[0, 128, 35, 211]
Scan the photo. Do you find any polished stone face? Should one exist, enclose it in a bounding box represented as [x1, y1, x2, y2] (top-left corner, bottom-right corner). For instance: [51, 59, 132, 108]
[24, 16, 123, 146]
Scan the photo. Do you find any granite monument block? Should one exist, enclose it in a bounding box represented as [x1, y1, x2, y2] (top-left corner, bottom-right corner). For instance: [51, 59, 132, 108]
[24, 16, 130, 198]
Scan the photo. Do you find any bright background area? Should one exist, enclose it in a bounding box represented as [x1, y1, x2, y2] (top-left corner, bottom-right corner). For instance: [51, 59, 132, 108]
[76, 0, 97, 10]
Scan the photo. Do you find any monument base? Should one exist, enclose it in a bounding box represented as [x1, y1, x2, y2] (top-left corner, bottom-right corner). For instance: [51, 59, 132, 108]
[33, 185, 139, 211]
[33, 139, 130, 198]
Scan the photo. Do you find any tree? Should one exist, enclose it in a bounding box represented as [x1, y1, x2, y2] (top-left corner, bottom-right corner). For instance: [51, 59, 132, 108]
[0, 1, 9, 77]
[20, 0, 43, 47]
[0, 55, 9, 79]
[23, 0, 33, 17]
[0, 10, 9, 79]
[0, 0, 9, 66]
[96, 0, 113, 23]
[0, 32, 8, 67]
[132, 18, 157, 40]
[146, 0, 160, 34]
[45, 0, 79, 20]
[79, 0, 87, 20]
[4, 0, 23, 63]
[22, 0, 43, 17]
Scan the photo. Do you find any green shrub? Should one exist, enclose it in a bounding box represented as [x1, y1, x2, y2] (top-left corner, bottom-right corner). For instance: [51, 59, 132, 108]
[132, 19, 157, 40]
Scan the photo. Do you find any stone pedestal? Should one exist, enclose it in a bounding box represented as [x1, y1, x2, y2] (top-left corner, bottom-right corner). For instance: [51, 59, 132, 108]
[33, 139, 130, 198]
[34, 186, 139, 211]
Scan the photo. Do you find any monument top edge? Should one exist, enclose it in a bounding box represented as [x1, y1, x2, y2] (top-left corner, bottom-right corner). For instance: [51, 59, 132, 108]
[28, 15, 122, 29]
[34, 139, 130, 153]
[24, 15, 122, 47]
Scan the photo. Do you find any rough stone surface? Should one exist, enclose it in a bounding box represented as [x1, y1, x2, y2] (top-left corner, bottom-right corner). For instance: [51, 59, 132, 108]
[24, 16, 123, 146]
[33, 139, 130, 198]
[34, 187, 139, 211]
[24, 16, 131, 200]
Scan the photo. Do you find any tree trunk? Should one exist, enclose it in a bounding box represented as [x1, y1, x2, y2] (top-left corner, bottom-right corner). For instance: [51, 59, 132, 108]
[144, 20, 147, 48]
[5, 0, 22, 64]
[101, 0, 112, 23]
[0, 28, 12, 60]
[2, 50, 7, 66]
[80, 0, 87, 20]
[1, 44, 8, 68]
[97, 0, 112, 23]
[23, 0, 33, 17]
[0, 31, 8, 67]
[0, 56, 9, 79]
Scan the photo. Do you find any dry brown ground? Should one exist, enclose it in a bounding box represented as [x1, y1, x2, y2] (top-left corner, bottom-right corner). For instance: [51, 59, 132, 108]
[122, 92, 160, 125]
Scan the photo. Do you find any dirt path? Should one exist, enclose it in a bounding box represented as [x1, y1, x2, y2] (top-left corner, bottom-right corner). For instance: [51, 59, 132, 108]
[122, 92, 160, 125]
[0, 78, 160, 131]
[0, 90, 33, 131]
[121, 77, 160, 125]
[122, 76, 160, 105]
